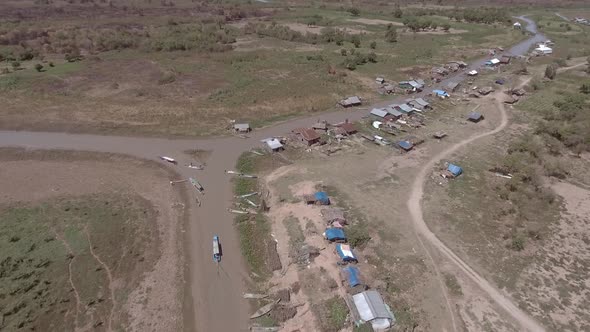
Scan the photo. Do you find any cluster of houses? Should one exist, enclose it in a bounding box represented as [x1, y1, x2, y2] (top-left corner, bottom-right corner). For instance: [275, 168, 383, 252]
[485, 55, 512, 67]
[375, 77, 425, 95]
[300, 192, 396, 330]
[368, 98, 432, 152]
[260, 120, 359, 152]
[431, 61, 467, 82]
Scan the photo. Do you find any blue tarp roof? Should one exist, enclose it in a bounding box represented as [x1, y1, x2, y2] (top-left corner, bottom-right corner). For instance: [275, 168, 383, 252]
[315, 192, 330, 204]
[398, 140, 413, 150]
[336, 244, 357, 262]
[325, 228, 347, 241]
[433, 89, 449, 96]
[469, 112, 482, 120]
[447, 164, 463, 177]
[342, 266, 361, 287]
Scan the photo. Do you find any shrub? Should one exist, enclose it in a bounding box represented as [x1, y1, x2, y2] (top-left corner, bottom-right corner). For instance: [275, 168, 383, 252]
[442, 23, 451, 31]
[34, 63, 43, 72]
[347, 7, 360, 17]
[385, 28, 397, 43]
[347, 222, 370, 247]
[350, 35, 361, 48]
[580, 83, 590, 94]
[544, 64, 556, 80]
[392, 4, 403, 18]
[510, 234, 525, 251]
[340, 48, 347, 56]
[11, 61, 20, 69]
[370, 41, 376, 49]
[49, 62, 54, 67]
[368, 52, 377, 63]
[158, 71, 176, 85]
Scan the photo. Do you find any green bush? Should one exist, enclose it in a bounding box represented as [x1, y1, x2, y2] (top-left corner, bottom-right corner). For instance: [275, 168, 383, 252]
[347, 222, 371, 247]
[510, 234, 525, 251]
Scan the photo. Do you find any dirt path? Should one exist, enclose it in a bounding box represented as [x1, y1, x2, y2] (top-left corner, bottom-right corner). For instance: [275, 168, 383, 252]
[85, 227, 116, 332]
[406, 91, 546, 331]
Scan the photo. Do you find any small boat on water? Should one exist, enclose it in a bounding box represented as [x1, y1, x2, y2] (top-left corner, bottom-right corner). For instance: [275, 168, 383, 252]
[189, 178, 205, 194]
[213, 235, 221, 263]
[159, 156, 177, 164]
[250, 299, 280, 319]
[186, 163, 204, 170]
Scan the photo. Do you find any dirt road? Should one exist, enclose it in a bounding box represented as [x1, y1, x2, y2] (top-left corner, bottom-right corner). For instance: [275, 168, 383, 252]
[406, 91, 545, 332]
[0, 18, 547, 332]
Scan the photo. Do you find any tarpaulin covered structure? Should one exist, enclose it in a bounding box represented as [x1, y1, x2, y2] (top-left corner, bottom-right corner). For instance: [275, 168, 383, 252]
[447, 164, 463, 177]
[336, 244, 357, 263]
[324, 228, 347, 242]
[341, 266, 362, 288]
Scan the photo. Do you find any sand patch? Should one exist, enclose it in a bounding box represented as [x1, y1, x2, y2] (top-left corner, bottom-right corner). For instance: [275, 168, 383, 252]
[349, 18, 404, 26]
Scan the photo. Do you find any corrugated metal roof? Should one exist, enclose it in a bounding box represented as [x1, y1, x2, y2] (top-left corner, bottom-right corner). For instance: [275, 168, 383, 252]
[352, 290, 395, 323]
[234, 123, 250, 130]
[387, 108, 403, 117]
[415, 98, 429, 106]
[265, 138, 283, 150]
[399, 104, 413, 113]
[370, 108, 389, 118]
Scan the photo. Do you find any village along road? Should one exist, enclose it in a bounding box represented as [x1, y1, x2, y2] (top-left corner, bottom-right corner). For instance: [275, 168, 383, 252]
[0, 17, 545, 332]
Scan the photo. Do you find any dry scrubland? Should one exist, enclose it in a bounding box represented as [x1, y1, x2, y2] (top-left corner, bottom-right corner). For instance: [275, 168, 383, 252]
[422, 55, 590, 330]
[0, 0, 526, 136]
[0, 149, 186, 331]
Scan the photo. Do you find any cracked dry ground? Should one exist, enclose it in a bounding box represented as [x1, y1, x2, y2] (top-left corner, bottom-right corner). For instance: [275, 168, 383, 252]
[0, 149, 186, 332]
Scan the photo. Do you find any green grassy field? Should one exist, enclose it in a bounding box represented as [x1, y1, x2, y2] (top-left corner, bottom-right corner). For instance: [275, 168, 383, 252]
[0, 1, 525, 136]
[0, 194, 158, 331]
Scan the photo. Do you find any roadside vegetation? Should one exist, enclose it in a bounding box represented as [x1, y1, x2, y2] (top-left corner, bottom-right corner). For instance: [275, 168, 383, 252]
[233, 151, 291, 282]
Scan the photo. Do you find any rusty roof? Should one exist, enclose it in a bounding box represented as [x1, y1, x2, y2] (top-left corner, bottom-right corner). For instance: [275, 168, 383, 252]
[293, 128, 320, 141]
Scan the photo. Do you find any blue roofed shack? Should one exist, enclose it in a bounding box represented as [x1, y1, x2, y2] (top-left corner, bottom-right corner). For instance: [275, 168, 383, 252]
[433, 89, 450, 98]
[325, 228, 347, 242]
[341, 266, 362, 288]
[336, 244, 358, 263]
[397, 140, 413, 151]
[447, 164, 463, 177]
[315, 192, 330, 205]
[468, 112, 483, 122]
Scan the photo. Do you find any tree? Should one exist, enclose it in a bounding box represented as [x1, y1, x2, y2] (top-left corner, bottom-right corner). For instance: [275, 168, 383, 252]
[370, 41, 377, 49]
[351, 35, 361, 48]
[385, 28, 397, 42]
[11, 61, 20, 70]
[442, 23, 451, 31]
[368, 52, 377, 63]
[393, 4, 403, 18]
[430, 22, 438, 30]
[347, 7, 360, 17]
[544, 64, 557, 80]
[34, 63, 43, 72]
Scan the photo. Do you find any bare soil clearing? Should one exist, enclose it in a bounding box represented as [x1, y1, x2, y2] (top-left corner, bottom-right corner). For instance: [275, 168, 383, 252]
[0, 149, 186, 332]
[348, 18, 404, 26]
